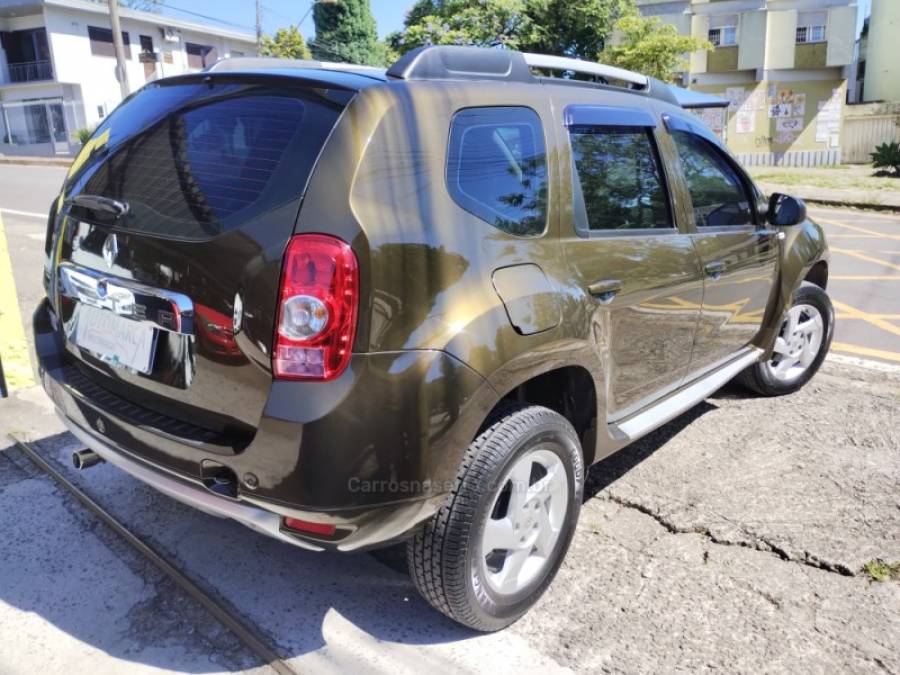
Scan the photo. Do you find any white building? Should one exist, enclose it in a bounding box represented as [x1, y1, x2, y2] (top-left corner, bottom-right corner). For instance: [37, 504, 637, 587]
[0, 0, 256, 157]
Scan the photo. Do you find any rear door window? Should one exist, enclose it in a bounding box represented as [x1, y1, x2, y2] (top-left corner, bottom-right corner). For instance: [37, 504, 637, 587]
[446, 106, 548, 237]
[569, 125, 672, 233]
[66, 80, 351, 239]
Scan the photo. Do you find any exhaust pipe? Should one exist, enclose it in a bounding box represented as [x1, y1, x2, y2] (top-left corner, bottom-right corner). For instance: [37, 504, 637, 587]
[72, 449, 104, 470]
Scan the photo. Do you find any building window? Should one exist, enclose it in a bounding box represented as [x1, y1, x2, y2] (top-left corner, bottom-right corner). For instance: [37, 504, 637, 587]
[708, 26, 737, 47]
[185, 42, 217, 69]
[796, 25, 826, 44]
[797, 11, 827, 44]
[88, 26, 132, 59]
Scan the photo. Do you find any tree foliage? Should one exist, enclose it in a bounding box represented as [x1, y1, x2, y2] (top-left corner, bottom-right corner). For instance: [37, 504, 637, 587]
[522, 0, 635, 57]
[310, 0, 381, 65]
[599, 13, 710, 83]
[260, 26, 312, 61]
[117, 0, 161, 10]
[391, 0, 635, 57]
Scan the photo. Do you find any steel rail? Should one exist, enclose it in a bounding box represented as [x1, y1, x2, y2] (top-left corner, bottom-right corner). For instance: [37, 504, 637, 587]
[7, 434, 300, 675]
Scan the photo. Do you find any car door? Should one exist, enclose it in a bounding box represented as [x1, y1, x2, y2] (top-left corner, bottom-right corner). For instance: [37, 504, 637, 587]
[557, 101, 705, 421]
[662, 113, 779, 375]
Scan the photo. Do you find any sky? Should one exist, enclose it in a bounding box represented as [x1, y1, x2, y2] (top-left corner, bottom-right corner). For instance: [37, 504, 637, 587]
[150, 1, 410, 39]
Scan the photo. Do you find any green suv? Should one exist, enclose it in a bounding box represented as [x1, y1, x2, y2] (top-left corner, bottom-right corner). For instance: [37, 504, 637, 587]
[35, 46, 833, 631]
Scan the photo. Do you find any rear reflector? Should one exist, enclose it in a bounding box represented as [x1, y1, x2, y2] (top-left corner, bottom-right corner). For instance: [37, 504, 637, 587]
[282, 517, 337, 537]
[273, 234, 359, 381]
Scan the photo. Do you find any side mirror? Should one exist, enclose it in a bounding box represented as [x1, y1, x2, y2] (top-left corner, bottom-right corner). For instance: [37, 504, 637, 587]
[767, 193, 807, 226]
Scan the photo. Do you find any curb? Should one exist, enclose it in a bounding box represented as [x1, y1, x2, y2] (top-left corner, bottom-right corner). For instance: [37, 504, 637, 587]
[798, 196, 900, 214]
[0, 157, 72, 167]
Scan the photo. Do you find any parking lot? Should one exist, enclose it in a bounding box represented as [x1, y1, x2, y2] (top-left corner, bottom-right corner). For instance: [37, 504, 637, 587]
[0, 164, 899, 673]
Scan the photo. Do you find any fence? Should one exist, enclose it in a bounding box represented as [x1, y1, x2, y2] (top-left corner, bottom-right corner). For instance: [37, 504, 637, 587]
[842, 103, 900, 164]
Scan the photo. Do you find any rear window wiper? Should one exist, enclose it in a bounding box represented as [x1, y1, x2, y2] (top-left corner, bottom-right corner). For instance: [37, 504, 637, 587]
[68, 194, 130, 219]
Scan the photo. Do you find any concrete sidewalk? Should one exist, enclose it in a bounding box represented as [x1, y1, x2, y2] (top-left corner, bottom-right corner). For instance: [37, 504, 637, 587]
[757, 180, 900, 212]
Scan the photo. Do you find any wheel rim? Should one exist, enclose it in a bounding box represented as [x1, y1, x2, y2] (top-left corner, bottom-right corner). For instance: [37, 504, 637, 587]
[480, 448, 569, 596]
[764, 303, 825, 382]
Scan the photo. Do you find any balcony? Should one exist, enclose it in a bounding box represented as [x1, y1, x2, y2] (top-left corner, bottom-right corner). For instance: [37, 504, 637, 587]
[6, 60, 54, 84]
[707, 45, 739, 73]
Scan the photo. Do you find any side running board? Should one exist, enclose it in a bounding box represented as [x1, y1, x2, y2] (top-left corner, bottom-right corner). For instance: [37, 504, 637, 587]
[609, 348, 763, 442]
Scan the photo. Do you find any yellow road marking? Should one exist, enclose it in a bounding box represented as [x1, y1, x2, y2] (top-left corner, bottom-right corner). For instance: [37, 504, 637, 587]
[831, 275, 900, 280]
[0, 213, 35, 392]
[830, 247, 900, 272]
[831, 341, 900, 363]
[835, 312, 900, 320]
[816, 217, 900, 241]
[812, 208, 900, 223]
[832, 299, 900, 339]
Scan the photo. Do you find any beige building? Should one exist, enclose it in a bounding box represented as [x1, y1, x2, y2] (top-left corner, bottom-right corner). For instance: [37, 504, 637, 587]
[638, 0, 858, 166]
[856, 0, 900, 103]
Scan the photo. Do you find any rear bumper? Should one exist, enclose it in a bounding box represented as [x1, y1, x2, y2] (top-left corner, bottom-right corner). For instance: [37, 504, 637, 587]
[34, 298, 492, 551]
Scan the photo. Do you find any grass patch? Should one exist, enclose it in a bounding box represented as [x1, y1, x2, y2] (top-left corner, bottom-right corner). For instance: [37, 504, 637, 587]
[747, 165, 900, 193]
[862, 559, 900, 582]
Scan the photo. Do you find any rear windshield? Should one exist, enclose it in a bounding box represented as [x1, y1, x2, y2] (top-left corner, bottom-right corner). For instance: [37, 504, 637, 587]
[65, 78, 351, 239]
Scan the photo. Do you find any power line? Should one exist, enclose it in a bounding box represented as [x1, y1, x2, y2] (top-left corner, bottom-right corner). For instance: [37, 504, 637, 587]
[151, 0, 256, 32]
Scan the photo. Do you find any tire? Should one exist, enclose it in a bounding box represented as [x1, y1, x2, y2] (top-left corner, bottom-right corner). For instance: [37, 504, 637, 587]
[407, 403, 584, 632]
[738, 281, 834, 396]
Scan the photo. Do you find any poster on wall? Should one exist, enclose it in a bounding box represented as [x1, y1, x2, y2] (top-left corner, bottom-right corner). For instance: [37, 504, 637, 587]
[775, 117, 803, 133]
[693, 107, 725, 135]
[816, 96, 842, 144]
[769, 103, 793, 118]
[725, 87, 746, 111]
[792, 93, 807, 117]
[735, 110, 755, 134]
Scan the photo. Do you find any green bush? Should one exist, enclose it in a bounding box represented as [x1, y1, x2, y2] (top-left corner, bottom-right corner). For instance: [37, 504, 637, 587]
[73, 127, 95, 146]
[871, 141, 900, 176]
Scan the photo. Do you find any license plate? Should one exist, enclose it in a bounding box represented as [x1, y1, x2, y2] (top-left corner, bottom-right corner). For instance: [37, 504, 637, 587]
[73, 304, 157, 375]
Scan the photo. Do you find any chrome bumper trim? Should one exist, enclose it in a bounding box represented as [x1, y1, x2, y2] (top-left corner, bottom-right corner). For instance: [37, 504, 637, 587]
[59, 413, 324, 552]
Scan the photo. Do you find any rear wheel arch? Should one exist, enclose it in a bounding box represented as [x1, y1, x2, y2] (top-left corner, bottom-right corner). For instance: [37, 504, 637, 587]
[484, 365, 599, 469]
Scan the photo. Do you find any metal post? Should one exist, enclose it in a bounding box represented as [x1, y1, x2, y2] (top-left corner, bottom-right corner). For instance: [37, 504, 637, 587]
[255, 0, 262, 56]
[108, 0, 130, 100]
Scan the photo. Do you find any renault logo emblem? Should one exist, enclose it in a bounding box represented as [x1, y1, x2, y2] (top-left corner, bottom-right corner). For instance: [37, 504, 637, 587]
[102, 233, 118, 269]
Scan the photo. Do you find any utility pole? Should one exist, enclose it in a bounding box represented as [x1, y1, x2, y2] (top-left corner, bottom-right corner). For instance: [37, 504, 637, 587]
[255, 0, 262, 55]
[108, 0, 130, 100]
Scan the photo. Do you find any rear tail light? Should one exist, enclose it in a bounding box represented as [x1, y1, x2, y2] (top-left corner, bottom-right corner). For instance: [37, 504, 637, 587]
[273, 234, 359, 381]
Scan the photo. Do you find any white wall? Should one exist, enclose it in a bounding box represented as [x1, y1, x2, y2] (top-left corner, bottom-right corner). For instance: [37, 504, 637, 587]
[40, 3, 255, 129]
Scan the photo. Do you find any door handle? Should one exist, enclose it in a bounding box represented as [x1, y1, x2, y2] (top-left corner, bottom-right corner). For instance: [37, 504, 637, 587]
[588, 279, 622, 304]
[704, 261, 726, 280]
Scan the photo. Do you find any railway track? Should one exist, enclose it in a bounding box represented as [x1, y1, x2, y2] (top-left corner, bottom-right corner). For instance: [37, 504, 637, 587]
[7, 434, 300, 675]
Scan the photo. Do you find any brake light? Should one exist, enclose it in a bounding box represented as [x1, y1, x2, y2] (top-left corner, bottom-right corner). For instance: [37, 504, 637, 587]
[273, 234, 358, 381]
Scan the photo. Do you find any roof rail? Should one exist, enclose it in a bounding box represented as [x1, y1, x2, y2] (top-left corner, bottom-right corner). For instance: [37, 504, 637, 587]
[206, 56, 385, 75]
[206, 56, 322, 72]
[522, 53, 648, 89]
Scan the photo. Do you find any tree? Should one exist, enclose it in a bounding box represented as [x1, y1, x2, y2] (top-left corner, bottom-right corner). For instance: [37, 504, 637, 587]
[522, 0, 635, 57]
[390, 0, 637, 58]
[118, 0, 161, 10]
[260, 26, 312, 61]
[599, 13, 710, 82]
[310, 0, 380, 65]
[390, 0, 536, 53]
